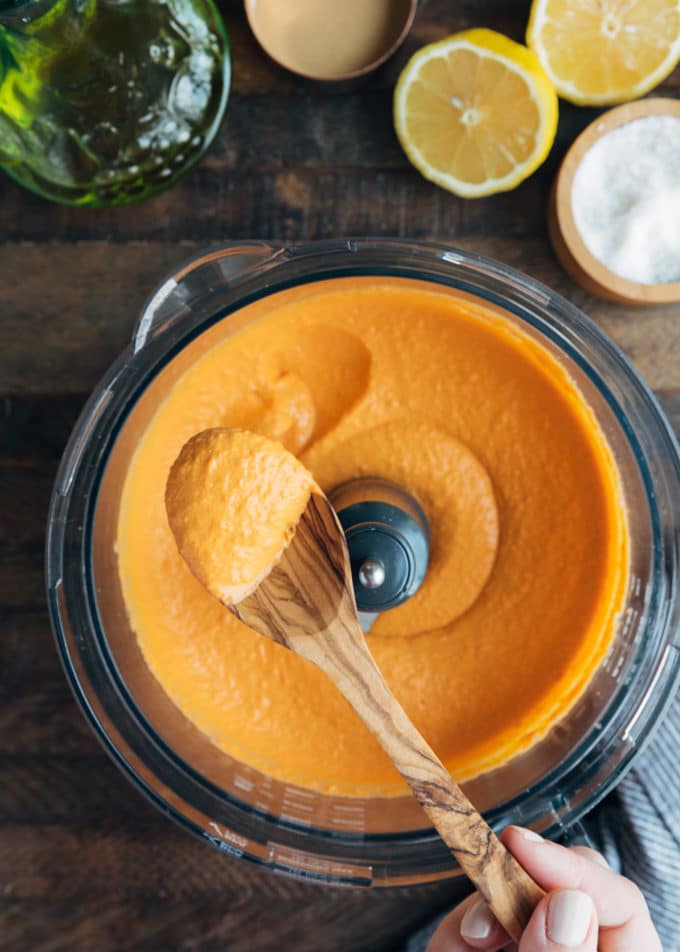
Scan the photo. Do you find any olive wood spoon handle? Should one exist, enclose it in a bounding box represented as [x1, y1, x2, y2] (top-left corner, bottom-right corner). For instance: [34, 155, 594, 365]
[230, 492, 544, 942]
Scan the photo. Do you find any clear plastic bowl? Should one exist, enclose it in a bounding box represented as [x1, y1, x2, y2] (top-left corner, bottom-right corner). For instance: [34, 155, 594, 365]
[46, 240, 680, 887]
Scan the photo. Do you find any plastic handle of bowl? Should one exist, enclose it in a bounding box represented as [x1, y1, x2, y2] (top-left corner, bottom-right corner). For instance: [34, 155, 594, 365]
[131, 242, 284, 352]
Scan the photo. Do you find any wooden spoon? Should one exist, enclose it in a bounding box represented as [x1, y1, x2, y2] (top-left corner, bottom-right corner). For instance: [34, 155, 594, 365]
[164, 429, 545, 942]
[220, 489, 544, 941]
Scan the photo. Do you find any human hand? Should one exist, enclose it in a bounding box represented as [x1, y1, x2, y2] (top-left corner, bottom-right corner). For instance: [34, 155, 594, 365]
[426, 826, 662, 951]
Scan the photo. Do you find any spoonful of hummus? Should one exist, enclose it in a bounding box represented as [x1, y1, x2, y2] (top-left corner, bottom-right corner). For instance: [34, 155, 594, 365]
[165, 427, 316, 605]
[166, 427, 543, 942]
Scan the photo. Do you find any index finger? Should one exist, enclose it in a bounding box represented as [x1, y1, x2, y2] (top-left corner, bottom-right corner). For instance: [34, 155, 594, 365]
[501, 827, 662, 952]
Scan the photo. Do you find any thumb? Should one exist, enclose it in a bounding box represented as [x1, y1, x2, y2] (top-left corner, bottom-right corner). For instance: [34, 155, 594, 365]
[519, 890, 598, 952]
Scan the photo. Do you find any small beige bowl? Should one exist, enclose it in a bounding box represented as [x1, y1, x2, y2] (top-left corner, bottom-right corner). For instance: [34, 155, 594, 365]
[549, 98, 680, 306]
[244, 0, 417, 90]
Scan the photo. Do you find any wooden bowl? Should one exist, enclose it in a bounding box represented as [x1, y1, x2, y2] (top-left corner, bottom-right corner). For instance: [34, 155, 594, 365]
[549, 98, 680, 306]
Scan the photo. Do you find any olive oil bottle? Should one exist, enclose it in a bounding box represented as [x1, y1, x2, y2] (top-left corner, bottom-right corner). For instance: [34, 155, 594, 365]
[0, 0, 229, 204]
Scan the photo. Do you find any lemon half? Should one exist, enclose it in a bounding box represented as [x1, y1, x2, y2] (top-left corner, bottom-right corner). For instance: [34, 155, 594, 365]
[394, 28, 558, 199]
[527, 0, 680, 106]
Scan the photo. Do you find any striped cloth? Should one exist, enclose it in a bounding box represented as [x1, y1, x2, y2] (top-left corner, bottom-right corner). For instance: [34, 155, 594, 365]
[407, 691, 680, 951]
[593, 690, 680, 951]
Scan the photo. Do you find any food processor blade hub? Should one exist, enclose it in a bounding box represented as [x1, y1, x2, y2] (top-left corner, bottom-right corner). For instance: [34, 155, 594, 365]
[328, 477, 430, 613]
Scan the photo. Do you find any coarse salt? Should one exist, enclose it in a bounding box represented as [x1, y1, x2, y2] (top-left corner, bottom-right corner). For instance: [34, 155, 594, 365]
[571, 115, 680, 285]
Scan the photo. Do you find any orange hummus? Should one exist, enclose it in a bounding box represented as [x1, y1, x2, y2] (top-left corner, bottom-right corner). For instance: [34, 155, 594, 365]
[166, 428, 315, 604]
[117, 277, 629, 796]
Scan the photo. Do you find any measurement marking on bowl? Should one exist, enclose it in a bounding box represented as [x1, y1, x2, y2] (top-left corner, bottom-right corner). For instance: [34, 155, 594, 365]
[282, 786, 315, 800]
[331, 816, 368, 830]
[282, 800, 314, 814]
[233, 774, 254, 792]
[267, 843, 373, 885]
[207, 821, 248, 850]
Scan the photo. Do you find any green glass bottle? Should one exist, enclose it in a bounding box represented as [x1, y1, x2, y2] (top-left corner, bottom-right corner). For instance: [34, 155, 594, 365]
[0, 0, 229, 205]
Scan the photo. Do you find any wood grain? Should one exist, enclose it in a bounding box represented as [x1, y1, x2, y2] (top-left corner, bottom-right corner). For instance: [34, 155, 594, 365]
[1, 0, 679, 947]
[1, 822, 454, 952]
[234, 492, 544, 943]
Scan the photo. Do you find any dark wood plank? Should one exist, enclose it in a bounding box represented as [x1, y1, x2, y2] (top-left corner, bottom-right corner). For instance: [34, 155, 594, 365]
[0, 395, 86, 461]
[0, 754, 160, 825]
[0, 467, 54, 542]
[0, 164, 550, 242]
[2, 609, 64, 681]
[1, 545, 47, 609]
[2, 240, 680, 397]
[0, 679, 97, 755]
[0, 101, 673, 243]
[0, 242, 180, 394]
[0, 883, 451, 952]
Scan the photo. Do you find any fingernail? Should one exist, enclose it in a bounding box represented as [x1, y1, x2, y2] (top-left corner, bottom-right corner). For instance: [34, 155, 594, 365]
[511, 825, 543, 842]
[461, 898, 495, 940]
[547, 890, 594, 947]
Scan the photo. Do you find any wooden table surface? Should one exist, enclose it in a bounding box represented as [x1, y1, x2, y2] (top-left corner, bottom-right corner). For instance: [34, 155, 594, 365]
[1, 1, 679, 949]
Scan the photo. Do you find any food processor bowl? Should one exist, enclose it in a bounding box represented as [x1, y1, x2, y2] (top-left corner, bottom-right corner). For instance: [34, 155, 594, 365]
[46, 240, 680, 887]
